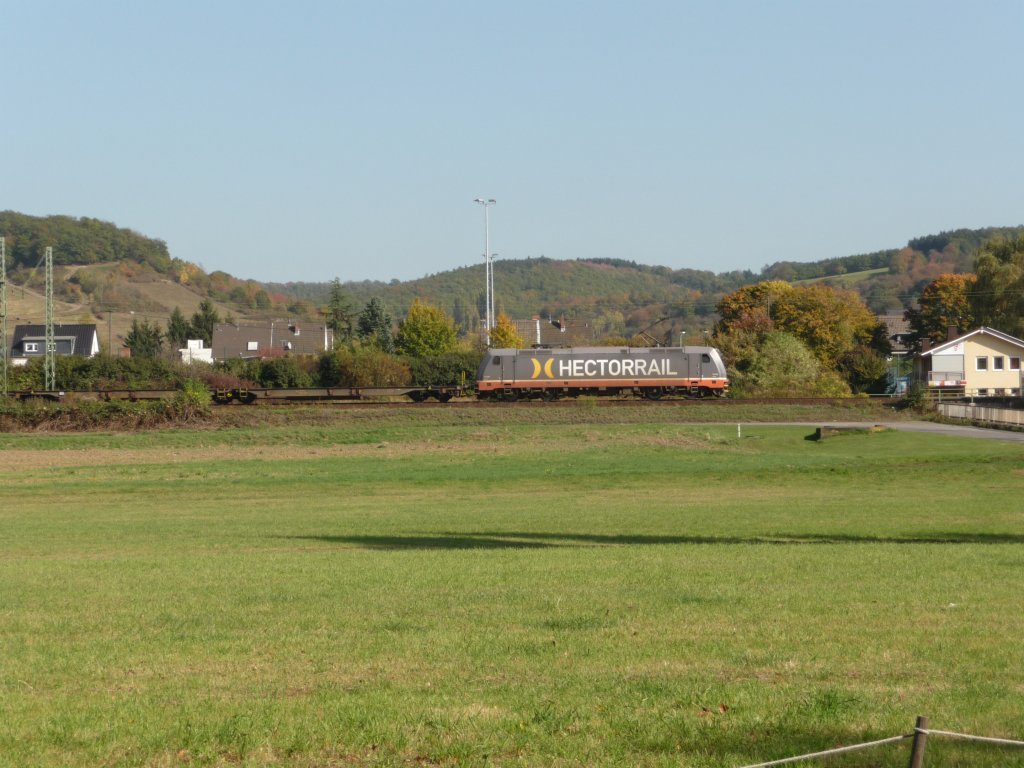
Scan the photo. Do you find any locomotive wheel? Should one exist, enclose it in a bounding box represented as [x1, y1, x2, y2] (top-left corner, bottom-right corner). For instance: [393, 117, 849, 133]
[540, 390, 561, 401]
[643, 389, 664, 400]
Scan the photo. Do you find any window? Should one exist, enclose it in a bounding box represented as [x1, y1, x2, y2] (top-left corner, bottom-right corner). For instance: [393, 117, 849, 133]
[976, 356, 988, 371]
[1011, 357, 1021, 371]
[246, 341, 259, 351]
[993, 356, 1005, 371]
[23, 342, 38, 353]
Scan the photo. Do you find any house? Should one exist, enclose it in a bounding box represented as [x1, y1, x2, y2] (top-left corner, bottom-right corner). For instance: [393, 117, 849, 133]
[878, 311, 914, 394]
[506, 316, 594, 348]
[877, 311, 913, 356]
[914, 326, 1024, 396]
[211, 321, 334, 361]
[178, 339, 214, 365]
[9, 323, 101, 367]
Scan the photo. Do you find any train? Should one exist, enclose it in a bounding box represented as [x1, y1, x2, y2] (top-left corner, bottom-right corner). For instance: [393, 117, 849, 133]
[4, 346, 729, 404]
[476, 345, 728, 400]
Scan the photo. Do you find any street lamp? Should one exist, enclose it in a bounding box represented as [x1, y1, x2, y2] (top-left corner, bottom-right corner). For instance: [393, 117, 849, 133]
[474, 198, 496, 342]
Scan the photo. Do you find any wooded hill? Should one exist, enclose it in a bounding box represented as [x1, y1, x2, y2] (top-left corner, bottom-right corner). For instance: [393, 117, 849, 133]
[4, 210, 1022, 344]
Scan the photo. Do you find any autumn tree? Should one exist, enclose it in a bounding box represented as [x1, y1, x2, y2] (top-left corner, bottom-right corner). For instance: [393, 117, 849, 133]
[772, 283, 885, 368]
[905, 273, 976, 349]
[489, 313, 525, 348]
[716, 281, 885, 368]
[395, 299, 458, 357]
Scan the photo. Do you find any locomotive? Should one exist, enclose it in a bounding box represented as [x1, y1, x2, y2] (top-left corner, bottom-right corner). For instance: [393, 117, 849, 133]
[476, 345, 728, 400]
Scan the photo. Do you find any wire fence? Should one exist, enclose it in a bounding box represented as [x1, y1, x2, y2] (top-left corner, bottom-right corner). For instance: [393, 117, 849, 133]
[737, 716, 1024, 768]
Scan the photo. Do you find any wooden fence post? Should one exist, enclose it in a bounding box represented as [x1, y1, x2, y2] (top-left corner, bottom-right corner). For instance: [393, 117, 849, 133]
[908, 715, 929, 768]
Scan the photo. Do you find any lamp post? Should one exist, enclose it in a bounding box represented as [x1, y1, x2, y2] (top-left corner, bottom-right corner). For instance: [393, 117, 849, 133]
[474, 198, 496, 343]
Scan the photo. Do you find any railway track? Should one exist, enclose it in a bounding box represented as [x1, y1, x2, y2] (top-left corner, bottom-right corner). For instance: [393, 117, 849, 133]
[250, 396, 873, 408]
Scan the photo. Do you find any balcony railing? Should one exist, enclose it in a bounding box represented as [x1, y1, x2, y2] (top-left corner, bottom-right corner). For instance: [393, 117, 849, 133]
[927, 371, 964, 384]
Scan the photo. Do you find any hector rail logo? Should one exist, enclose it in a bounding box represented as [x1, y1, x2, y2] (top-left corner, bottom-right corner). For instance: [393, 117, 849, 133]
[529, 357, 678, 379]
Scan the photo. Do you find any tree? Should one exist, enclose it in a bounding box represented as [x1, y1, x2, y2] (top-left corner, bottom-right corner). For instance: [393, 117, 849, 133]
[326, 278, 355, 344]
[166, 307, 191, 349]
[356, 297, 394, 353]
[837, 344, 889, 394]
[189, 300, 220, 346]
[905, 273, 976, 349]
[971, 236, 1024, 336]
[124, 318, 164, 358]
[716, 281, 885, 368]
[771, 283, 884, 368]
[395, 299, 458, 357]
[254, 289, 272, 311]
[489, 313, 525, 348]
[729, 331, 850, 397]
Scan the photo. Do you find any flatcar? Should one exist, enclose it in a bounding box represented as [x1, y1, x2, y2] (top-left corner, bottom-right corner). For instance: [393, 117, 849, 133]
[476, 346, 728, 400]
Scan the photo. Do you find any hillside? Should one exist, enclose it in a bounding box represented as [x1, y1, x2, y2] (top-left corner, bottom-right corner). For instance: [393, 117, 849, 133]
[270, 226, 1024, 340]
[271, 257, 756, 341]
[4, 211, 1023, 346]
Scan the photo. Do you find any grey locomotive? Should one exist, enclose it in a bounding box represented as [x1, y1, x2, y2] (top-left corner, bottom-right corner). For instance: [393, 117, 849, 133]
[476, 346, 728, 400]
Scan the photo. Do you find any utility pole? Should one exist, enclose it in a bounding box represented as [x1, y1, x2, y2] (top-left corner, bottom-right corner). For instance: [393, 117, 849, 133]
[1, 237, 7, 396]
[44, 246, 55, 391]
[474, 198, 496, 344]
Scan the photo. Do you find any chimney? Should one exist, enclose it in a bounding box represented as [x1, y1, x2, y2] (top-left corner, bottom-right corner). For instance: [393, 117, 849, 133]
[921, 338, 931, 352]
[947, 325, 958, 341]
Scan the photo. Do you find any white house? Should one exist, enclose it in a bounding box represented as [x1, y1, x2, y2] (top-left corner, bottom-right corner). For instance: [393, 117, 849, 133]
[915, 327, 1024, 396]
[179, 339, 214, 365]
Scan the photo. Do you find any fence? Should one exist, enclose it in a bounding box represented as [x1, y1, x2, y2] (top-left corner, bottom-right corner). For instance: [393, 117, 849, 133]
[935, 401, 1024, 427]
[737, 716, 1024, 767]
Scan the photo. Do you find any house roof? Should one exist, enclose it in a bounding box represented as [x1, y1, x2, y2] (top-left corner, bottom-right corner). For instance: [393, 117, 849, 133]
[919, 326, 1024, 357]
[877, 312, 913, 353]
[510, 317, 594, 347]
[10, 324, 99, 357]
[211, 322, 334, 358]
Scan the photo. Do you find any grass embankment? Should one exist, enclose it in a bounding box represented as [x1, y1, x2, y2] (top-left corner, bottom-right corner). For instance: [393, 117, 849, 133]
[1, 409, 1021, 767]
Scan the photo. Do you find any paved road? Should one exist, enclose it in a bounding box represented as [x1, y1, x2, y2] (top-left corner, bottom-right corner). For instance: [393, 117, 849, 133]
[813, 420, 1024, 443]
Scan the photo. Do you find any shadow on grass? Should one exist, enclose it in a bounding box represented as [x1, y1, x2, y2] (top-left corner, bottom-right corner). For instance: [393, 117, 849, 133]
[283, 531, 1024, 551]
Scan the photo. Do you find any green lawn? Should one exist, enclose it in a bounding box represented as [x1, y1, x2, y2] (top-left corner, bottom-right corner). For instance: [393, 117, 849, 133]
[1, 408, 1023, 766]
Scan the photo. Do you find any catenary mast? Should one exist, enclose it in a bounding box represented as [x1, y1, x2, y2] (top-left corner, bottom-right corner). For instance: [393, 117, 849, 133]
[44, 246, 55, 391]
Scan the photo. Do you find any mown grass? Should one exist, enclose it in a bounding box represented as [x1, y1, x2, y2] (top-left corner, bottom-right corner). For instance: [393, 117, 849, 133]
[1, 409, 1022, 767]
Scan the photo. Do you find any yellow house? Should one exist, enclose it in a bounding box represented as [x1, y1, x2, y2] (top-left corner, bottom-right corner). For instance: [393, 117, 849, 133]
[916, 327, 1024, 396]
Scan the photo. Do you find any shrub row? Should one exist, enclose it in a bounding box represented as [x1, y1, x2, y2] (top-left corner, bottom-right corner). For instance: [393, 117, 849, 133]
[7, 349, 486, 393]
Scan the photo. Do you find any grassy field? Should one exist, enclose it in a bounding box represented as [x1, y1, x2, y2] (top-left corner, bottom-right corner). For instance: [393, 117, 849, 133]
[1, 405, 1023, 767]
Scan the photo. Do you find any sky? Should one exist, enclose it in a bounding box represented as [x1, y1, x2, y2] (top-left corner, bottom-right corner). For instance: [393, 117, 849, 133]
[4, 1, 1024, 284]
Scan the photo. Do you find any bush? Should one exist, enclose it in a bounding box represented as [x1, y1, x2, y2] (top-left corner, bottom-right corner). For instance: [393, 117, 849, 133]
[13, 356, 187, 391]
[256, 357, 314, 388]
[319, 349, 411, 387]
[172, 379, 212, 419]
[0, 396, 211, 431]
[407, 351, 484, 387]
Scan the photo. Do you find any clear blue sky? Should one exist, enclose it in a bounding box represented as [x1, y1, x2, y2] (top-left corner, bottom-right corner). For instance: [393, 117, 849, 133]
[5, 1, 1023, 283]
